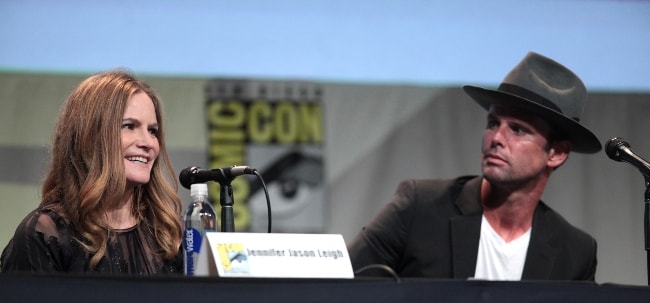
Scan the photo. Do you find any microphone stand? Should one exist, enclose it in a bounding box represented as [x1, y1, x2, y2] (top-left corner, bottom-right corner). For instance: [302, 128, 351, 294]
[643, 174, 650, 285]
[219, 182, 236, 232]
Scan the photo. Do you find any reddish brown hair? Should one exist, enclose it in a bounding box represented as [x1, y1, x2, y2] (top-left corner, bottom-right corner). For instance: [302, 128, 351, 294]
[41, 70, 182, 268]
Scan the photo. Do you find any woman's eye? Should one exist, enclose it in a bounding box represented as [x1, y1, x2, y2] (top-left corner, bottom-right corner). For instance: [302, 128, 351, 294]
[149, 128, 159, 135]
[122, 123, 135, 130]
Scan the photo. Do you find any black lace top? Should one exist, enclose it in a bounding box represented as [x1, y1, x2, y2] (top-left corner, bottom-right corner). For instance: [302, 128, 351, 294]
[0, 207, 182, 275]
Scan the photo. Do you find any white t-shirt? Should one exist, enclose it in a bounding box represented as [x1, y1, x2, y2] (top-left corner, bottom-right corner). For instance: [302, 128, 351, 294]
[473, 215, 531, 280]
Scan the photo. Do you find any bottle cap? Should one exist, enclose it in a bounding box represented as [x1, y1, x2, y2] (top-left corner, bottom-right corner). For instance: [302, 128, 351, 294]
[190, 183, 208, 197]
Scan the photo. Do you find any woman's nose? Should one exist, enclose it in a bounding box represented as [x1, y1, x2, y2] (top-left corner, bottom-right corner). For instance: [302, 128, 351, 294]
[136, 130, 155, 150]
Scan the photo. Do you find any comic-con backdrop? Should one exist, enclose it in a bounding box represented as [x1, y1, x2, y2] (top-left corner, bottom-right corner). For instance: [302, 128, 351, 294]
[205, 79, 324, 232]
[1, 72, 649, 285]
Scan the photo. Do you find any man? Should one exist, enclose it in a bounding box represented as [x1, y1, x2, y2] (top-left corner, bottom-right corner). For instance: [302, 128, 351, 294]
[347, 52, 601, 281]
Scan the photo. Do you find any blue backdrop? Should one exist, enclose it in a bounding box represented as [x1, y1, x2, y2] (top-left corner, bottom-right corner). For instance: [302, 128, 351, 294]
[1, 0, 648, 91]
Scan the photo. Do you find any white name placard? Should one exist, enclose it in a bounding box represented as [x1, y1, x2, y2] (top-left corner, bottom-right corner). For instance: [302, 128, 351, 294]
[194, 232, 354, 279]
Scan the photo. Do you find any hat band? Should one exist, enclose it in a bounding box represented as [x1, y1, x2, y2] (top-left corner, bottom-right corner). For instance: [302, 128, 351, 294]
[498, 83, 563, 114]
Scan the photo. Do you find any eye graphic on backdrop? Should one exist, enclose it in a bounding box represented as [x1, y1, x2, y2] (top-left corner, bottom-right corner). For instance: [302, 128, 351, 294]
[247, 151, 324, 232]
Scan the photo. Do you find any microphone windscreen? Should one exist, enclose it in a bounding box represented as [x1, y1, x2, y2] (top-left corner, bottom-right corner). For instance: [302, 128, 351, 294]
[179, 167, 194, 189]
[605, 137, 629, 162]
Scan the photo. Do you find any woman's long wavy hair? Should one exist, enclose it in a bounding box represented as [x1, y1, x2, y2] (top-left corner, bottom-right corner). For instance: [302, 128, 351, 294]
[40, 70, 183, 268]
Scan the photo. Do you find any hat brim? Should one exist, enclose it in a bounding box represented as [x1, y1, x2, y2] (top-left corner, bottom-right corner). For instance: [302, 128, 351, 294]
[463, 85, 602, 154]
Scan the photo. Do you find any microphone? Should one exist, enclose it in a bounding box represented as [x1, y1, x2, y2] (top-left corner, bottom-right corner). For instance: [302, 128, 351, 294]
[605, 137, 650, 178]
[179, 166, 257, 189]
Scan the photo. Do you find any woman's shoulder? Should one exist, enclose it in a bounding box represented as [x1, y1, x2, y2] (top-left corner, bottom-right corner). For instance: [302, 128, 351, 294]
[14, 204, 73, 238]
[1, 204, 82, 272]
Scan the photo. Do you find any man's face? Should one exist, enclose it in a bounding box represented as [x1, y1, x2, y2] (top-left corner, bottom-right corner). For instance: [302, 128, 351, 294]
[481, 104, 556, 187]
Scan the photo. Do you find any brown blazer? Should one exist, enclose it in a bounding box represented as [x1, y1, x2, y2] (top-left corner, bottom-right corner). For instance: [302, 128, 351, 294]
[348, 176, 597, 281]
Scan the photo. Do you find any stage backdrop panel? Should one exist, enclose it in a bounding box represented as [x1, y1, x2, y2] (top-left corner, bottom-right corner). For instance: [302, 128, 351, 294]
[0, 71, 648, 286]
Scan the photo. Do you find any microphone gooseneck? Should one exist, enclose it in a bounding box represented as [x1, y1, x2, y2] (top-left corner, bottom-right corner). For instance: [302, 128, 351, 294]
[179, 166, 257, 189]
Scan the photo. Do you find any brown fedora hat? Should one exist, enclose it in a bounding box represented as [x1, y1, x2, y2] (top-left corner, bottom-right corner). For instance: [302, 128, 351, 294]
[462, 51, 601, 154]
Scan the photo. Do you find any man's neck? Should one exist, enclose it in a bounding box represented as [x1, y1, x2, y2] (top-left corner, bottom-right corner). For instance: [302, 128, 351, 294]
[480, 178, 540, 242]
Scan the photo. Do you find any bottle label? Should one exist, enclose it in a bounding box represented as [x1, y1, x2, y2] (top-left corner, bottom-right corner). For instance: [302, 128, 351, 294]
[183, 227, 203, 276]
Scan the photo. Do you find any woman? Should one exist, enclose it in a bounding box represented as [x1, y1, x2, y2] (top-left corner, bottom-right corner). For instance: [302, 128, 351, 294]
[0, 70, 183, 274]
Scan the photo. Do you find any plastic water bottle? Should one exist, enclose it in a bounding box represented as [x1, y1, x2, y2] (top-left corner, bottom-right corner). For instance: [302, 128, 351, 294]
[182, 183, 217, 276]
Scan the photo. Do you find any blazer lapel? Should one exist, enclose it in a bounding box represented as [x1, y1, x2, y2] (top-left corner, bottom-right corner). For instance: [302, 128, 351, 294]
[450, 176, 483, 278]
[450, 215, 482, 278]
[448, 177, 559, 280]
[521, 204, 558, 280]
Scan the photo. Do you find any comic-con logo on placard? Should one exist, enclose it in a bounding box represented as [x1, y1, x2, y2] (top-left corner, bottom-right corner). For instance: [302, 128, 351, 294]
[217, 243, 249, 273]
[205, 80, 325, 233]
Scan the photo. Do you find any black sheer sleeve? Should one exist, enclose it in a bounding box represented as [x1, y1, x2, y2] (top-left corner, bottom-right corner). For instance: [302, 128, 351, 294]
[1, 208, 80, 272]
[2, 207, 182, 275]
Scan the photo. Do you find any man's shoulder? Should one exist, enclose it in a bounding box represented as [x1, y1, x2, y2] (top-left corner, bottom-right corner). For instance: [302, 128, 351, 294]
[398, 175, 479, 192]
[394, 176, 481, 213]
[536, 202, 595, 243]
